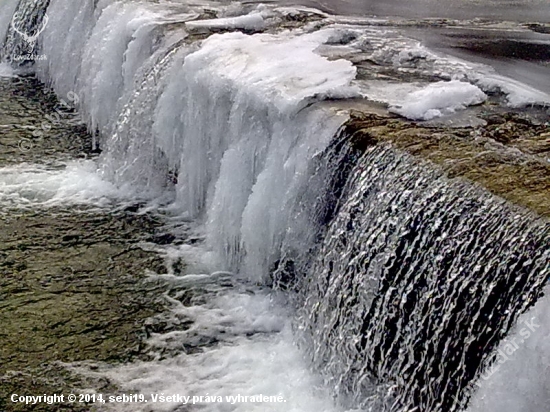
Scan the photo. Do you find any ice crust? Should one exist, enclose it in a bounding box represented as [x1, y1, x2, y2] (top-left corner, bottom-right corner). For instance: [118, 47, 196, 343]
[389, 80, 487, 120]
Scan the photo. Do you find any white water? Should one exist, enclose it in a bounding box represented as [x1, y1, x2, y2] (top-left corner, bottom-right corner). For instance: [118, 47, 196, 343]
[0, 0, 20, 49]
[3, 2, 361, 410]
[0, 161, 352, 412]
[70, 245, 353, 412]
[2, 1, 549, 411]
[0, 161, 123, 210]
[31, 0, 549, 278]
[466, 285, 550, 412]
[0, 162, 351, 412]
[294, 144, 550, 411]
[0, 62, 15, 77]
[34, 0, 358, 277]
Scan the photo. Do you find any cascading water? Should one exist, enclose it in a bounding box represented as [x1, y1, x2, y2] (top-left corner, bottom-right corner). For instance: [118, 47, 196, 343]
[294, 143, 549, 411]
[1, 0, 549, 411]
[0, 0, 49, 64]
[466, 287, 550, 412]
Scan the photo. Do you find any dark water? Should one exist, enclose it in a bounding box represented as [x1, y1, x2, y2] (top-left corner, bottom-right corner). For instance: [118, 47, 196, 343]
[403, 27, 550, 94]
[275, 0, 550, 23]
[264, 0, 550, 93]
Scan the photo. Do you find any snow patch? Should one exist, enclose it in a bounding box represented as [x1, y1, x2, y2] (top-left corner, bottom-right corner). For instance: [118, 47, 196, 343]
[476, 74, 550, 108]
[389, 80, 487, 120]
[185, 13, 266, 32]
[350, 28, 550, 110]
[186, 29, 359, 114]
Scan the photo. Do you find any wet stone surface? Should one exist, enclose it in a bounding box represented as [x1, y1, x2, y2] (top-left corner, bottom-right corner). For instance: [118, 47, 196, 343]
[346, 109, 550, 218]
[0, 76, 170, 411]
[0, 75, 92, 165]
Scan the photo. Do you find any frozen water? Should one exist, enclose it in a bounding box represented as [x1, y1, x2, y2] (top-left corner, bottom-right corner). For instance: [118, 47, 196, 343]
[185, 13, 266, 31]
[389, 80, 487, 120]
[2, 2, 549, 412]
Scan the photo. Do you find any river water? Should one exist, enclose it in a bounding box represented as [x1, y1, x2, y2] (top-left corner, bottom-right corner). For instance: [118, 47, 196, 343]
[280, 0, 550, 22]
[0, 1, 549, 412]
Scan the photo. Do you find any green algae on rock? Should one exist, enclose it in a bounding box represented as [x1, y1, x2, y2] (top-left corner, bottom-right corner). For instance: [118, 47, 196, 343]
[0, 76, 171, 411]
[344, 110, 550, 218]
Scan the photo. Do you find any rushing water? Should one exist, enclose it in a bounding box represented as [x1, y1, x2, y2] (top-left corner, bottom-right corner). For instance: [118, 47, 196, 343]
[295, 145, 549, 411]
[1, 1, 549, 411]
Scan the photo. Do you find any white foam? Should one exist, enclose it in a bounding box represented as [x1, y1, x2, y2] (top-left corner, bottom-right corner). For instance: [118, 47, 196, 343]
[93, 330, 348, 412]
[466, 285, 550, 412]
[74, 271, 351, 412]
[0, 0, 20, 49]
[0, 161, 125, 209]
[63, 245, 352, 412]
[388, 80, 487, 120]
[0, 63, 15, 78]
[55, 240, 354, 412]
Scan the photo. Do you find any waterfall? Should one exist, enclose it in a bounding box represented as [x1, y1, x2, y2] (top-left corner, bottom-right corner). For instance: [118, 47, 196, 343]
[0, 0, 50, 64]
[18, 0, 358, 277]
[294, 143, 549, 411]
[466, 285, 550, 412]
[1, 0, 549, 411]
[0, 0, 21, 50]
